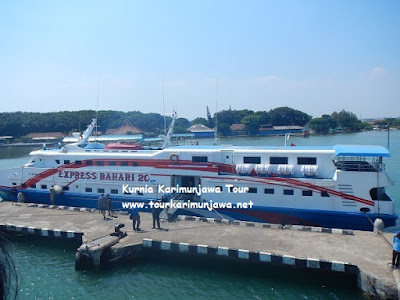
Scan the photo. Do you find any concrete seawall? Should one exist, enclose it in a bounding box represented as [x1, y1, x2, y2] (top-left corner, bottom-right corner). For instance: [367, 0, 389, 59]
[0, 202, 397, 298]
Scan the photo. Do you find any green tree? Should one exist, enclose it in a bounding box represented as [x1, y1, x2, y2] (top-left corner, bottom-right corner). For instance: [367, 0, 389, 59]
[175, 118, 191, 129]
[254, 111, 271, 125]
[269, 107, 311, 126]
[191, 117, 209, 126]
[331, 110, 363, 132]
[215, 109, 254, 126]
[308, 114, 338, 134]
[241, 115, 262, 134]
[217, 123, 231, 136]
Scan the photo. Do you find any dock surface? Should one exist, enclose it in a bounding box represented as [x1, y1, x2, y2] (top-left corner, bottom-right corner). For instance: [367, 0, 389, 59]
[0, 202, 396, 298]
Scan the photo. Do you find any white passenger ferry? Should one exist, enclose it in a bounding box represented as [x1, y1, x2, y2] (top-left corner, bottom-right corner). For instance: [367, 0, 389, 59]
[0, 120, 396, 230]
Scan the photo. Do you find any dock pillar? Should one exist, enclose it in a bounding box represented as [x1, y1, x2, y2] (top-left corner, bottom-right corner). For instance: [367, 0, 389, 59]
[75, 224, 127, 271]
[50, 188, 55, 205]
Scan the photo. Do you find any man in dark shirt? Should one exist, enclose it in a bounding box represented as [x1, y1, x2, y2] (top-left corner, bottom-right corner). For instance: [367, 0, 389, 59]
[11, 184, 18, 206]
[152, 205, 162, 229]
[130, 207, 141, 231]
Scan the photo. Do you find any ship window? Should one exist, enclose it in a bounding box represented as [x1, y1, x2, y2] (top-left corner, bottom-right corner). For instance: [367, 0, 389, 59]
[63, 186, 69, 191]
[302, 190, 312, 196]
[111, 189, 118, 194]
[298, 157, 317, 165]
[85, 188, 92, 193]
[283, 189, 294, 195]
[370, 187, 391, 201]
[192, 156, 208, 163]
[247, 187, 257, 193]
[264, 188, 274, 194]
[97, 188, 105, 193]
[75, 160, 82, 165]
[64, 160, 70, 164]
[270, 157, 288, 164]
[96, 161, 104, 166]
[30, 184, 36, 189]
[41, 184, 47, 189]
[243, 157, 261, 164]
[216, 186, 223, 192]
[55, 160, 60, 164]
[86, 160, 93, 166]
[121, 161, 128, 166]
[109, 161, 116, 166]
[123, 190, 131, 195]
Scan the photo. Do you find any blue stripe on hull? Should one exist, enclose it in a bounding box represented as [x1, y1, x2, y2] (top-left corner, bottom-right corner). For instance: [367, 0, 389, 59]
[216, 206, 397, 231]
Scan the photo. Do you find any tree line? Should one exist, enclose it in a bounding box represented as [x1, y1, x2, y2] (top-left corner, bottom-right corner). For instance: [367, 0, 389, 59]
[0, 107, 395, 139]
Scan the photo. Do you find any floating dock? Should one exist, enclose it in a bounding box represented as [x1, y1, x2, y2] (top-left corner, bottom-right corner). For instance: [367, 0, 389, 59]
[0, 202, 397, 299]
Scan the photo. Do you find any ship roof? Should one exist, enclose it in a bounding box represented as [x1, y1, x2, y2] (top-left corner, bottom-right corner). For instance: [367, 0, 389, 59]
[171, 144, 390, 156]
[333, 145, 390, 157]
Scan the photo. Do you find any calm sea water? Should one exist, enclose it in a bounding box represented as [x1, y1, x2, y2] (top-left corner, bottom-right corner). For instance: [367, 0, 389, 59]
[1, 131, 399, 299]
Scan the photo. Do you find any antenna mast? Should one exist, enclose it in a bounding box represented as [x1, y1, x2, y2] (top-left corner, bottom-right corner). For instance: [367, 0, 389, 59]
[214, 78, 218, 145]
[163, 83, 167, 134]
[95, 73, 100, 142]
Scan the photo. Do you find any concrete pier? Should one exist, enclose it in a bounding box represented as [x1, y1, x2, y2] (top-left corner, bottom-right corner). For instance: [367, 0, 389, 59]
[0, 202, 397, 299]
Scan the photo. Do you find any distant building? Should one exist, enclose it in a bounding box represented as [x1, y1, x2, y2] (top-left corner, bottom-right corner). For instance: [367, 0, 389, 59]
[25, 132, 64, 141]
[63, 120, 144, 143]
[259, 125, 309, 136]
[105, 120, 142, 135]
[230, 123, 246, 135]
[188, 124, 215, 138]
[0, 136, 13, 141]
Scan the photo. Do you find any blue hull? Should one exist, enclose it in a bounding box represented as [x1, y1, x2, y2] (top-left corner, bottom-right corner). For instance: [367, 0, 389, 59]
[1, 189, 396, 231]
[215, 206, 397, 231]
[175, 205, 397, 231]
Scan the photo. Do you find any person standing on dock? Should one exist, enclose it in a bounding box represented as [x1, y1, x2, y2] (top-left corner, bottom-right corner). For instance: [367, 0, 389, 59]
[98, 193, 107, 219]
[152, 204, 162, 229]
[106, 194, 113, 217]
[130, 207, 140, 231]
[11, 184, 18, 205]
[392, 231, 400, 269]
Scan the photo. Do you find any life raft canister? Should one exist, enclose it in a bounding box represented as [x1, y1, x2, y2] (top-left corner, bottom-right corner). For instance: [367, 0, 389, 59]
[170, 153, 179, 164]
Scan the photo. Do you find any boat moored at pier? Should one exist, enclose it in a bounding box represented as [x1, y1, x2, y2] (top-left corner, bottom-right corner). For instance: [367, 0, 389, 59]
[0, 121, 396, 231]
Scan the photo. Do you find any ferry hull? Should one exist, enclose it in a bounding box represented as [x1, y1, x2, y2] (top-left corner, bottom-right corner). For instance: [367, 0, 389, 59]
[176, 206, 397, 231]
[1, 188, 397, 231]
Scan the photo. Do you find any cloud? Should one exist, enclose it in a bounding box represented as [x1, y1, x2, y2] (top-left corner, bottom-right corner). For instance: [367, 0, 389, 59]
[369, 66, 387, 79]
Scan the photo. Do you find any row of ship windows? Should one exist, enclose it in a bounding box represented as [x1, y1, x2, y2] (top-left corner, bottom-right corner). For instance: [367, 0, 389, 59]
[26, 184, 329, 197]
[243, 156, 316, 165]
[192, 156, 317, 165]
[55, 160, 137, 166]
[52, 156, 317, 166]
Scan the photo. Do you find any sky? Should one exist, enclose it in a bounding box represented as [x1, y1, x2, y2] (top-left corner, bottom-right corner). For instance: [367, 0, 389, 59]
[0, 0, 399, 120]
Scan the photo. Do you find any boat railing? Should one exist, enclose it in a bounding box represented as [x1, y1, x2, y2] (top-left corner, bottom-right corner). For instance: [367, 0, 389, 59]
[334, 158, 385, 172]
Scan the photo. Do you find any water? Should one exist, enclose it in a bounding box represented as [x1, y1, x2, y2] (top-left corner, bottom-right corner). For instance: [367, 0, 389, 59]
[2, 131, 399, 299]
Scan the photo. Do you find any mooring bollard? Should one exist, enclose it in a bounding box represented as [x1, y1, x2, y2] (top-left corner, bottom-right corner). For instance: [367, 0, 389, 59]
[75, 224, 127, 271]
[373, 218, 384, 232]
